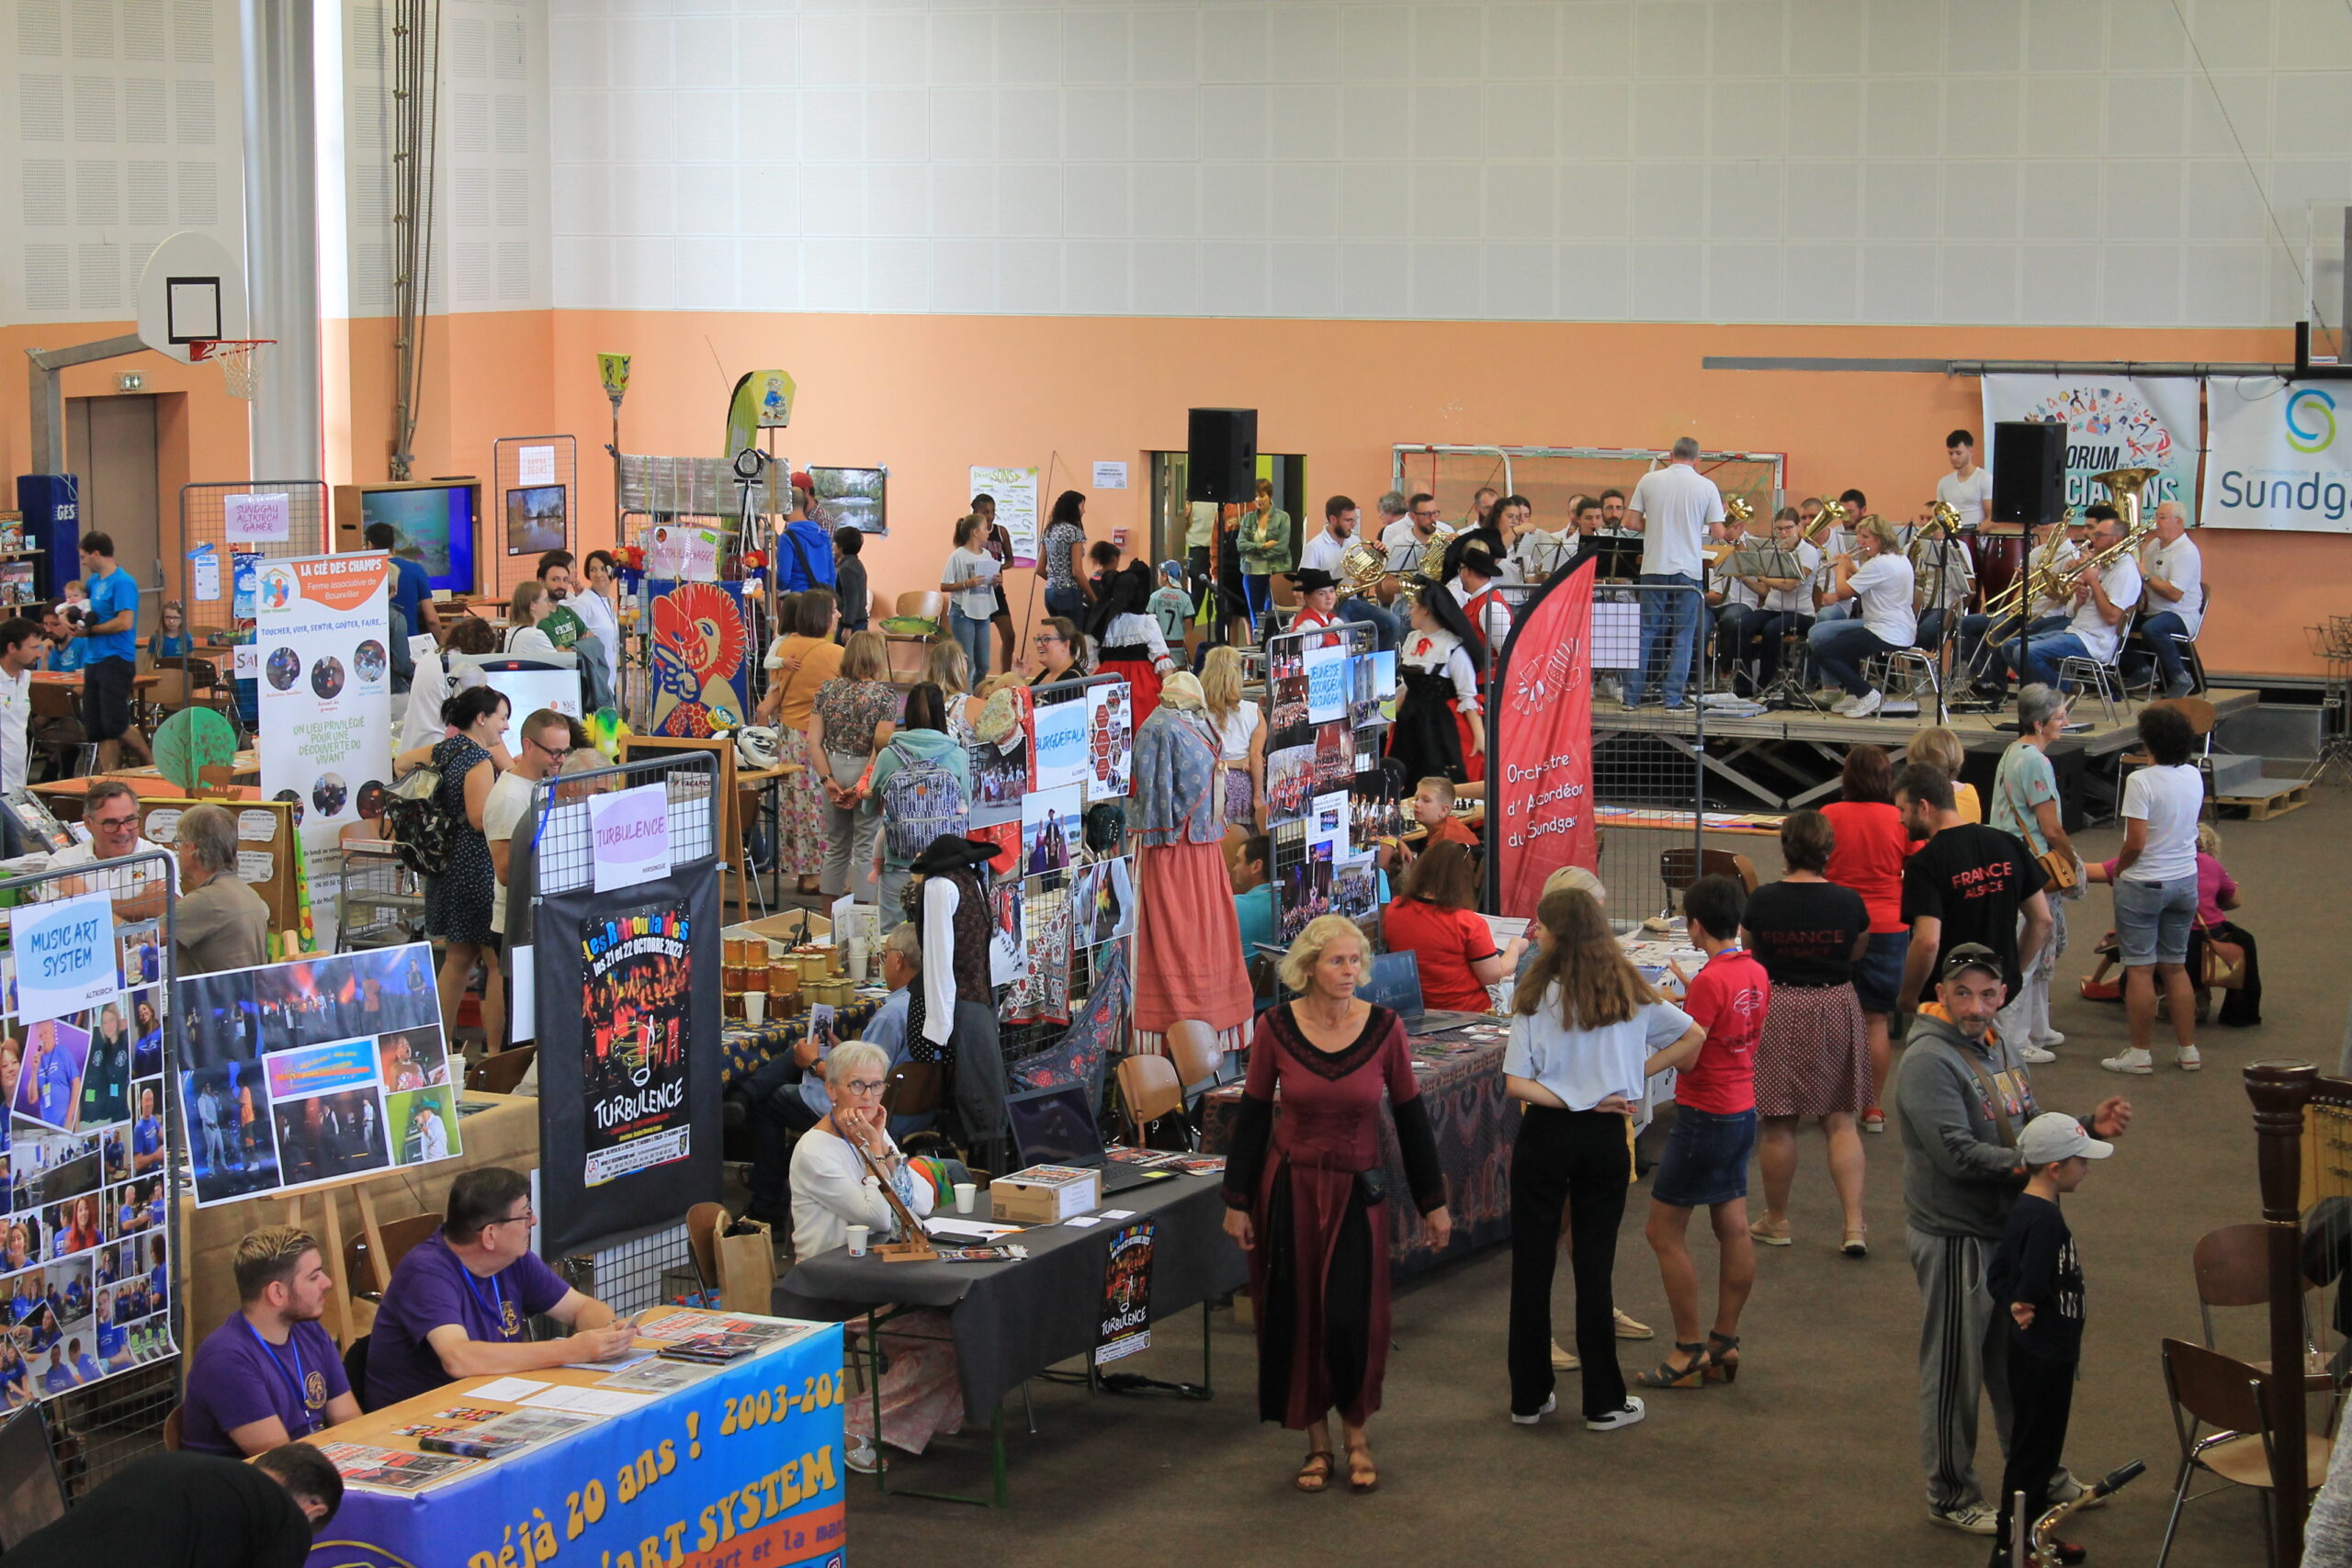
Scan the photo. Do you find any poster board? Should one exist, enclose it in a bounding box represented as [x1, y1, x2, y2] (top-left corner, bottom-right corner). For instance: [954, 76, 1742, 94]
[972, 466, 1039, 566]
[133, 797, 302, 935]
[644, 581, 752, 739]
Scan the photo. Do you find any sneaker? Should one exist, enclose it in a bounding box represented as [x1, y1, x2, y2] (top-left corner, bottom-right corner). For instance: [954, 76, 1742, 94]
[1596, 678, 1623, 705]
[2177, 1044, 2203, 1071]
[2101, 1047, 2154, 1075]
[1613, 1308, 1653, 1339]
[1848, 688, 1884, 717]
[1550, 1339, 1579, 1371]
[1747, 1216, 1793, 1247]
[2165, 676, 2197, 699]
[845, 1437, 881, 1474]
[1926, 1500, 1997, 1536]
[2018, 1043, 2057, 1065]
[1831, 694, 1862, 715]
[1586, 1398, 1646, 1432]
[1511, 1393, 1558, 1426]
[2039, 1031, 2066, 1049]
[1861, 1107, 1886, 1134]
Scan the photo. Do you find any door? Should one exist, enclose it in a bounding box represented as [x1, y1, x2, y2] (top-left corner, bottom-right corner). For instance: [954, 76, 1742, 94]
[65, 395, 163, 628]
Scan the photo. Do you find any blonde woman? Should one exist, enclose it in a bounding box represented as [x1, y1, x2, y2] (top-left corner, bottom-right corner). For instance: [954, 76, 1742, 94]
[1201, 646, 1264, 829]
[922, 637, 984, 750]
[808, 629, 898, 902]
[1904, 727, 1982, 822]
[1806, 515, 1916, 718]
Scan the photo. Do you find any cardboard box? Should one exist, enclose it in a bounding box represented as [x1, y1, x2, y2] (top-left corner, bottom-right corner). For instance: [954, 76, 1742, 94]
[989, 1165, 1101, 1225]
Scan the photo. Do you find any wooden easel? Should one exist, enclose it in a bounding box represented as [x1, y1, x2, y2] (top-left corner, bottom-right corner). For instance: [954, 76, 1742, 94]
[621, 734, 752, 920]
[853, 1143, 937, 1263]
[281, 1170, 396, 1348]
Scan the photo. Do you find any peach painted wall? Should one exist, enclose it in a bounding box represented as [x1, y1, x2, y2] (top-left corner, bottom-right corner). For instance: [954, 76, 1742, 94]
[6, 310, 2339, 680]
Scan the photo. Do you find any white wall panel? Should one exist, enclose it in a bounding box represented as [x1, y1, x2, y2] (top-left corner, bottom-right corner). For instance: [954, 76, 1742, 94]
[540, 0, 2352, 326]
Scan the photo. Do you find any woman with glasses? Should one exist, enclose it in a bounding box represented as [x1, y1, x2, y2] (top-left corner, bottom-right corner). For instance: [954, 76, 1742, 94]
[1023, 615, 1086, 687]
[790, 1038, 962, 1475]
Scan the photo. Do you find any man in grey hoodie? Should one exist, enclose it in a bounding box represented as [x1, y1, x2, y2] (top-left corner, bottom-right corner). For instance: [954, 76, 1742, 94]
[1898, 942, 2132, 1538]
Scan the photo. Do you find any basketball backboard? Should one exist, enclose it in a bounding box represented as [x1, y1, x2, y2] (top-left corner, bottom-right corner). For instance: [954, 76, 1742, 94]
[135, 231, 247, 366]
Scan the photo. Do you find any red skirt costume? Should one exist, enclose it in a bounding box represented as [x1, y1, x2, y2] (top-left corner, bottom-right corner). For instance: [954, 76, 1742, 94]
[1131, 697, 1252, 1048]
[1221, 1004, 1445, 1427]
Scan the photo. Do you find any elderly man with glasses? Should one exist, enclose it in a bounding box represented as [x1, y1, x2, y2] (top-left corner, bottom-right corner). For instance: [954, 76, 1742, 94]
[364, 1165, 632, 1408]
[47, 778, 168, 919]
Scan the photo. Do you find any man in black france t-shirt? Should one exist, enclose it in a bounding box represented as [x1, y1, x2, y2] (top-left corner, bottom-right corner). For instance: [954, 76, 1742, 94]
[1894, 762, 2052, 1011]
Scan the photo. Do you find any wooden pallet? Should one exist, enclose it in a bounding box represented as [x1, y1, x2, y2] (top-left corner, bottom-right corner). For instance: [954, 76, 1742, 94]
[2214, 782, 2312, 822]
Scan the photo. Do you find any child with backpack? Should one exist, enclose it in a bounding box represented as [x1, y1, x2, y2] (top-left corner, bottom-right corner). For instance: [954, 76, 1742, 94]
[864, 682, 970, 930]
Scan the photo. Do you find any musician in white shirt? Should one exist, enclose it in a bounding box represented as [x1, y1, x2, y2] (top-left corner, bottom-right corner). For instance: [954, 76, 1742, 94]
[1935, 429, 1995, 526]
[2005, 508, 2141, 693]
[1747, 509, 1821, 694]
[1960, 518, 2075, 695]
[1707, 514, 1772, 697]
[2134, 501, 2203, 698]
[1306, 494, 1400, 653]
[1908, 507, 1978, 656]
[1807, 516, 1916, 718]
[1811, 489, 1869, 622]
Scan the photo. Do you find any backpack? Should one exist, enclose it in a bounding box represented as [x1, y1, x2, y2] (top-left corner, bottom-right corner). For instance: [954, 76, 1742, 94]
[878, 744, 967, 863]
[385, 760, 459, 878]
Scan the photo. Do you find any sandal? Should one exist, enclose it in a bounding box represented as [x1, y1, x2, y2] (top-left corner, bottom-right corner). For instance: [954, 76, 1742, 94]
[1345, 1442, 1378, 1495]
[1295, 1450, 1334, 1494]
[1704, 1330, 1741, 1384]
[1634, 1341, 1710, 1389]
[1841, 1228, 1870, 1258]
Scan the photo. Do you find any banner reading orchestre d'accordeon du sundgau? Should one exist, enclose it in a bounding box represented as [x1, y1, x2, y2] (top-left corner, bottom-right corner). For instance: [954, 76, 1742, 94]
[256, 553, 394, 949]
[2203, 378, 2352, 534]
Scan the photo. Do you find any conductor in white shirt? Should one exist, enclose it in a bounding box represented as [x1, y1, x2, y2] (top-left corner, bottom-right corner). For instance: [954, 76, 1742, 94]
[2132, 501, 2202, 698]
[1624, 437, 1724, 711]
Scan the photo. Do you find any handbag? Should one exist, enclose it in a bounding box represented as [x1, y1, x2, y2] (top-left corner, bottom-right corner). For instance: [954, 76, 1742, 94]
[2197, 923, 2247, 990]
[2036, 847, 2078, 893]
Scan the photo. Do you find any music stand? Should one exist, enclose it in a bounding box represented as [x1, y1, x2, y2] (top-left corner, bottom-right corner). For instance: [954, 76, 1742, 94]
[1749, 544, 1832, 713]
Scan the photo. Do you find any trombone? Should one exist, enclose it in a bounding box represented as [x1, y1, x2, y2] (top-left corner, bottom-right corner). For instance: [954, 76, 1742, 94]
[1977, 506, 2077, 626]
[2044, 466, 2159, 599]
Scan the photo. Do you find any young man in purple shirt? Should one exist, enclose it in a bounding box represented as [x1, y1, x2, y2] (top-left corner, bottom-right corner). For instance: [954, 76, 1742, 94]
[364, 1167, 632, 1409]
[181, 1225, 361, 1456]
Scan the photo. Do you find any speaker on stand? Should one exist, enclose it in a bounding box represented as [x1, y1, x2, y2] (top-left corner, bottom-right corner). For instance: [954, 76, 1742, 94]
[1185, 408, 1256, 502]
[1984, 419, 2068, 619]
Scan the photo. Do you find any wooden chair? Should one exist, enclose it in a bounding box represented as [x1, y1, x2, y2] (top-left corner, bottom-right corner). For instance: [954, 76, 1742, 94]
[2191, 1223, 2331, 1391]
[882, 1061, 945, 1120]
[343, 1213, 443, 1303]
[162, 1404, 182, 1451]
[1116, 1054, 1184, 1147]
[684, 1201, 729, 1299]
[2155, 1337, 2330, 1568]
[28, 680, 83, 781]
[465, 1043, 537, 1096]
[1657, 847, 1758, 914]
[883, 590, 946, 682]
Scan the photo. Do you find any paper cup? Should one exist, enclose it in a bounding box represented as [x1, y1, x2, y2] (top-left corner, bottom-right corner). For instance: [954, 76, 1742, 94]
[742, 991, 766, 1025]
[954, 1182, 976, 1214]
[845, 1224, 868, 1258]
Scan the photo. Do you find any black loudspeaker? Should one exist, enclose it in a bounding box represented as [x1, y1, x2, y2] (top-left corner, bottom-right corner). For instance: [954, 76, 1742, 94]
[1991, 421, 2066, 525]
[1185, 408, 1257, 502]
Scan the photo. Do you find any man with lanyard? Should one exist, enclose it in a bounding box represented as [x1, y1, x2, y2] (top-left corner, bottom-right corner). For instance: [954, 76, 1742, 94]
[364, 1166, 632, 1407]
[1896, 943, 2131, 1536]
[2133, 500, 2203, 698]
[180, 1226, 361, 1454]
[26, 1020, 76, 1129]
[71, 532, 146, 771]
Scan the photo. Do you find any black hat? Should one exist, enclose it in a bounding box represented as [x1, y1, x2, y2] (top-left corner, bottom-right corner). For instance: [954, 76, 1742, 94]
[1457, 544, 1502, 580]
[909, 834, 1001, 876]
[1286, 568, 1338, 594]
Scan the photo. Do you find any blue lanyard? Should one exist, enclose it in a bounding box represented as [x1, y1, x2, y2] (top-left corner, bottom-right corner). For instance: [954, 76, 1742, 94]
[460, 1266, 511, 1337]
[244, 1318, 319, 1429]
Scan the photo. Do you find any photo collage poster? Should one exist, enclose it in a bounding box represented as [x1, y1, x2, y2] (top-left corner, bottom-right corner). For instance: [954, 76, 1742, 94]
[175, 942, 460, 1210]
[0, 906, 175, 1403]
[578, 900, 695, 1189]
[1264, 626, 1387, 943]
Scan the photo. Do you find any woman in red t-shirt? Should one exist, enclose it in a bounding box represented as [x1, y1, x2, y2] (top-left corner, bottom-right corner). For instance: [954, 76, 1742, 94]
[1378, 842, 1504, 1014]
[1818, 745, 1910, 1130]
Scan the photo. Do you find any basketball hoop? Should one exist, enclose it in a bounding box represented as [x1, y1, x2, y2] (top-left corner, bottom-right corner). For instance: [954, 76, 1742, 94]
[189, 338, 273, 400]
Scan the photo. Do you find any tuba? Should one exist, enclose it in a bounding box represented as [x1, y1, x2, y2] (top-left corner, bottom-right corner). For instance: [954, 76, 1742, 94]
[1798, 497, 1847, 549]
[1724, 494, 1755, 528]
[2091, 466, 2159, 535]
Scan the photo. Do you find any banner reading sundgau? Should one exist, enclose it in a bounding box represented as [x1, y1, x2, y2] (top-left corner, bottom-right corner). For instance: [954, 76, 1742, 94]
[257, 552, 394, 947]
[2203, 378, 2352, 533]
[1981, 374, 2200, 513]
[1489, 559, 1599, 919]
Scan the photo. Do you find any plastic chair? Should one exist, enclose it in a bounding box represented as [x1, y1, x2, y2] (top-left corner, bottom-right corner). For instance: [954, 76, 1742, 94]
[882, 1061, 945, 1119]
[2155, 1337, 2331, 1568]
[1657, 847, 1758, 914]
[883, 591, 946, 682]
[1116, 1055, 1184, 1146]
[465, 1043, 537, 1096]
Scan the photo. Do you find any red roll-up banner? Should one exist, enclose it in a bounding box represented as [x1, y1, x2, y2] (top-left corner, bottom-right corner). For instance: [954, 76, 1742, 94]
[1487, 558, 1599, 918]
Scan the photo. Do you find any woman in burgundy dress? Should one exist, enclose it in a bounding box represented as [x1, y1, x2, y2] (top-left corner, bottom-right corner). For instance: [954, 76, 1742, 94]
[1222, 914, 1452, 1495]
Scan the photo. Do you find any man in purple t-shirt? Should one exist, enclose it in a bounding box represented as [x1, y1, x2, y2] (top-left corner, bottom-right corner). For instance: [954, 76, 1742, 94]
[181, 1225, 360, 1456]
[364, 1167, 632, 1410]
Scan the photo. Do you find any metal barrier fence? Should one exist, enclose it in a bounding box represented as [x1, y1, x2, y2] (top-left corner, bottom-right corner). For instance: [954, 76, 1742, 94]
[0, 849, 183, 1492]
[526, 749, 721, 900]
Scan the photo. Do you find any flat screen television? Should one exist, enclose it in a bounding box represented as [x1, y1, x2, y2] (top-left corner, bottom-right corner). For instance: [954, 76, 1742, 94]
[359, 484, 478, 596]
[505, 485, 568, 557]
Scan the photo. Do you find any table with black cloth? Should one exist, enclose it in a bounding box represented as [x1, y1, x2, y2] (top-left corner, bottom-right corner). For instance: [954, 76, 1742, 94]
[775, 1170, 1247, 1506]
[1201, 1018, 1513, 1279]
[718, 997, 881, 1090]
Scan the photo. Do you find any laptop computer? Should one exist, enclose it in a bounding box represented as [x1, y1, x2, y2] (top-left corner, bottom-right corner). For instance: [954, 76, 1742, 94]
[1363, 950, 1487, 1037]
[1004, 1084, 1172, 1195]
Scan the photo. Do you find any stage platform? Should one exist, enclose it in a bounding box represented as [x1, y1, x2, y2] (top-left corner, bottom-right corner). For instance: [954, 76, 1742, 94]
[1592, 686, 2262, 811]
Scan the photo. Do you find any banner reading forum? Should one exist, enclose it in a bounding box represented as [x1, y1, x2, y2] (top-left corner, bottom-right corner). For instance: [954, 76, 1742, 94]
[1487, 558, 1598, 919]
[1981, 375, 2200, 515]
[2203, 378, 2352, 534]
[257, 553, 394, 945]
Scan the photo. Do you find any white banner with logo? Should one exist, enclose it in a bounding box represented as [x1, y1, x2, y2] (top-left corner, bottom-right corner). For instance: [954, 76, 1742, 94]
[2202, 378, 2352, 533]
[1981, 375, 2201, 516]
[257, 553, 395, 947]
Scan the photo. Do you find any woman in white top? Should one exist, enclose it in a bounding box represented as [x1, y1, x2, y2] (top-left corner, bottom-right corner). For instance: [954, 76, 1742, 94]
[1805, 515, 1916, 718]
[571, 549, 624, 700]
[787, 1039, 963, 1472]
[1200, 646, 1264, 830]
[2100, 704, 2208, 1075]
[399, 615, 501, 752]
[1504, 886, 1704, 1431]
[940, 514, 1001, 683]
[503, 581, 560, 659]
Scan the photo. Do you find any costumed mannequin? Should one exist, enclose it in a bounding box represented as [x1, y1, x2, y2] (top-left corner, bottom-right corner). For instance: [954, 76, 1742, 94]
[1387, 589, 1487, 785]
[902, 834, 1001, 1073]
[1087, 559, 1178, 725]
[1130, 671, 1253, 1059]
